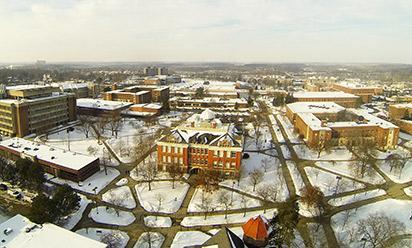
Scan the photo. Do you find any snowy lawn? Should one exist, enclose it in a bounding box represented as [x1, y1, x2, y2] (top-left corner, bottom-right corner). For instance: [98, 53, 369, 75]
[171, 231, 211, 248]
[240, 152, 279, 175]
[46, 166, 120, 194]
[281, 145, 292, 159]
[307, 223, 328, 248]
[286, 161, 305, 196]
[135, 181, 189, 213]
[102, 186, 136, 209]
[328, 189, 386, 207]
[115, 178, 128, 186]
[220, 168, 289, 202]
[134, 232, 164, 248]
[89, 207, 135, 226]
[187, 187, 261, 213]
[304, 167, 365, 196]
[62, 194, 90, 230]
[373, 146, 410, 159]
[276, 115, 303, 144]
[331, 199, 412, 247]
[293, 145, 353, 161]
[404, 186, 412, 197]
[315, 161, 385, 185]
[376, 159, 412, 183]
[76, 228, 130, 248]
[144, 216, 172, 228]
[181, 208, 277, 227]
[268, 115, 285, 143]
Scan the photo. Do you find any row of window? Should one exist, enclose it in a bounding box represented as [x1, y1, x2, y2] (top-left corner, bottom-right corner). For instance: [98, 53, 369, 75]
[162, 156, 183, 164]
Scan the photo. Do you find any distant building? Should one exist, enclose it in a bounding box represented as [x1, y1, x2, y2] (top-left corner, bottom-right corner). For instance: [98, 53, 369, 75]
[103, 85, 169, 106]
[333, 82, 383, 103]
[0, 214, 106, 248]
[51, 81, 100, 98]
[292, 91, 360, 108]
[0, 85, 76, 137]
[0, 137, 100, 182]
[157, 109, 243, 178]
[169, 97, 249, 111]
[389, 103, 412, 134]
[144, 66, 168, 76]
[76, 98, 132, 118]
[286, 102, 399, 150]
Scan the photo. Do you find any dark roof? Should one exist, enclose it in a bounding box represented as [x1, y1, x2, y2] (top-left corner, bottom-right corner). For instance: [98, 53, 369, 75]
[201, 227, 244, 248]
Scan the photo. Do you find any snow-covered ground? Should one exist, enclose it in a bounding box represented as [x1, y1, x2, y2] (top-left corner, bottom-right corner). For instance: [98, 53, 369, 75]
[376, 159, 412, 183]
[307, 223, 328, 247]
[328, 189, 386, 207]
[293, 145, 353, 161]
[276, 115, 303, 144]
[331, 199, 412, 247]
[268, 115, 285, 143]
[115, 178, 128, 186]
[404, 186, 412, 197]
[181, 208, 277, 227]
[171, 231, 211, 248]
[281, 145, 292, 159]
[134, 232, 164, 248]
[305, 167, 365, 196]
[315, 161, 385, 185]
[76, 228, 130, 248]
[135, 181, 189, 213]
[144, 216, 172, 228]
[373, 146, 410, 159]
[89, 207, 135, 226]
[286, 161, 305, 196]
[187, 187, 261, 212]
[62, 194, 90, 230]
[102, 186, 136, 209]
[240, 152, 279, 175]
[46, 166, 120, 194]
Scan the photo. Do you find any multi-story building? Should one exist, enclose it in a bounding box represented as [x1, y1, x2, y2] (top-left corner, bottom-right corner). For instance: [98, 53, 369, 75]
[169, 97, 249, 111]
[292, 91, 360, 108]
[51, 81, 100, 98]
[143, 66, 168, 76]
[157, 109, 243, 178]
[286, 102, 399, 150]
[0, 138, 100, 182]
[389, 103, 412, 134]
[0, 85, 76, 137]
[76, 98, 132, 118]
[333, 82, 383, 103]
[103, 85, 169, 106]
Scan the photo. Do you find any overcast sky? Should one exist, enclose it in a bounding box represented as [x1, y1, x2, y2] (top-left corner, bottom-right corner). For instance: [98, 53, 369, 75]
[1, 0, 411, 63]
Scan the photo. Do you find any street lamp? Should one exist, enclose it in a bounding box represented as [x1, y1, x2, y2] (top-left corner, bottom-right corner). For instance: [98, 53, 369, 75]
[231, 181, 236, 203]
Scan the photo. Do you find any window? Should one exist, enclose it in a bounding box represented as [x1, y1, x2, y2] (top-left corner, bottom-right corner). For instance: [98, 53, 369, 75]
[231, 152, 236, 158]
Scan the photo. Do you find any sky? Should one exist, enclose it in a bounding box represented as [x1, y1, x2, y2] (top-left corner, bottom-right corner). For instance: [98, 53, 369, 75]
[0, 0, 412, 64]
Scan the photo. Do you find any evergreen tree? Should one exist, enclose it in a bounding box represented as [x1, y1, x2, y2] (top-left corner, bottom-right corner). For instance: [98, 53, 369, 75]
[268, 198, 299, 247]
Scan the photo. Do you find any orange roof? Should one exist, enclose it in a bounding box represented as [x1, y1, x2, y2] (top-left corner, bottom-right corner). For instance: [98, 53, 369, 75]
[242, 215, 269, 241]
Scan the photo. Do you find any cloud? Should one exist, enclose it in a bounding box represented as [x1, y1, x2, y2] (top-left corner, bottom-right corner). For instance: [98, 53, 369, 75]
[0, 0, 411, 63]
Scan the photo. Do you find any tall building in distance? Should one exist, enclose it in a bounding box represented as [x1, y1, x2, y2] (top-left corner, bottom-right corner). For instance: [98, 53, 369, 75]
[0, 85, 77, 137]
[144, 66, 169, 76]
[157, 109, 243, 178]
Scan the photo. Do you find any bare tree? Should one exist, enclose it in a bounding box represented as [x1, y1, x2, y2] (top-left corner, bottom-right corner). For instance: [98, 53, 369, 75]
[100, 232, 123, 248]
[351, 143, 377, 178]
[107, 190, 127, 216]
[249, 169, 264, 192]
[253, 118, 262, 150]
[87, 145, 98, 157]
[197, 195, 213, 220]
[155, 194, 164, 215]
[167, 163, 183, 189]
[240, 194, 248, 217]
[315, 139, 334, 158]
[78, 115, 94, 138]
[108, 117, 123, 138]
[351, 212, 406, 248]
[257, 186, 271, 213]
[261, 157, 271, 172]
[341, 209, 356, 228]
[300, 185, 324, 215]
[96, 117, 110, 136]
[141, 161, 157, 191]
[217, 191, 232, 219]
[140, 231, 161, 248]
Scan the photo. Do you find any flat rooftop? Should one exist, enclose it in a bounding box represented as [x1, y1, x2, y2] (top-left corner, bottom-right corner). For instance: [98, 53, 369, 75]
[77, 98, 132, 110]
[293, 91, 359, 99]
[391, 103, 412, 109]
[336, 81, 381, 89]
[287, 102, 345, 114]
[6, 85, 51, 91]
[0, 137, 99, 171]
[0, 214, 106, 248]
[131, 103, 162, 109]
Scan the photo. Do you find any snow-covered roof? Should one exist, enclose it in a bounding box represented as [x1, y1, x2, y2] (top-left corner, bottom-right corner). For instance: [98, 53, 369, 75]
[0, 214, 106, 248]
[77, 98, 132, 110]
[293, 91, 358, 99]
[297, 113, 331, 131]
[131, 103, 163, 109]
[6, 85, 50, 91]
[336, 81, 381, 89]
[200, 109, 216, 120]
[391, 103, 412, 109]
[287, 102, 345, 114]
[0, 138, 99, 171]
[348, 108, 398, 129]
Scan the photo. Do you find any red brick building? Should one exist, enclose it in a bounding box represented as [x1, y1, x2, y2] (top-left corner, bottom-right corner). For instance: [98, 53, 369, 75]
[157, 109, 243, 178]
